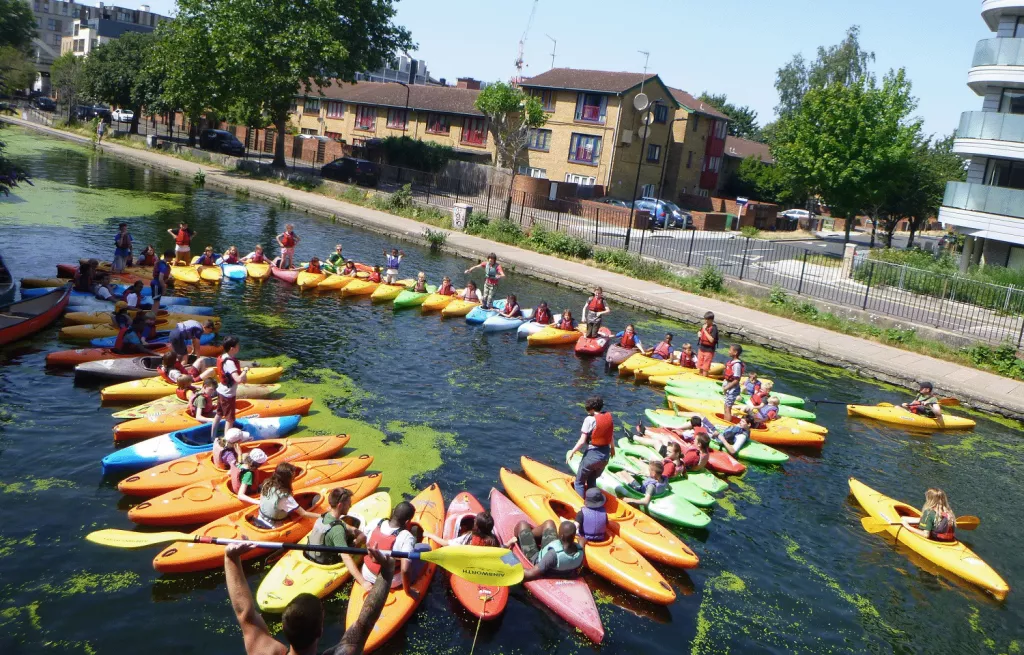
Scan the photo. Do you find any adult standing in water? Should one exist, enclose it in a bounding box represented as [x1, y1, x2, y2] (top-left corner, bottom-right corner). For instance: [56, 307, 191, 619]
[112, 222, 133, 273]
[465, 253, 504, 309]
[567, 396, 615, 498]
[581, 287, 611, 338]
[168, 221, 195, 265]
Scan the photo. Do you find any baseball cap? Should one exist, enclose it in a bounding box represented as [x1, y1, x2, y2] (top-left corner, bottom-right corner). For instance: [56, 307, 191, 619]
[248, 448, 267, 465]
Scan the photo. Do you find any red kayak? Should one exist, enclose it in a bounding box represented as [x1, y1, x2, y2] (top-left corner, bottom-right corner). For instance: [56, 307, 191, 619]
[488, 488, 604, 643]
[442, 492, 508, 620]
[574, 326, 612, 356]
[270, 266, 300, 284]
[0, 285, 71, 346]
[46, 343, 222, 367]
[648, 426, 746, 475]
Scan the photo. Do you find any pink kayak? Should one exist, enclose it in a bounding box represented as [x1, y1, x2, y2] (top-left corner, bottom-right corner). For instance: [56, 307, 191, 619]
[489, 488, 604, 643]
[271, 266, 300, 284]
[575, 327, 612, 356]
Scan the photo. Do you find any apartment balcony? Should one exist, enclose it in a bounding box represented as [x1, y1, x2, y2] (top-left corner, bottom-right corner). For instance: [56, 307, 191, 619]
[968, 38, 1024, 93]
[954, 111, 1024, 159]
[982, 0, 1024, 31]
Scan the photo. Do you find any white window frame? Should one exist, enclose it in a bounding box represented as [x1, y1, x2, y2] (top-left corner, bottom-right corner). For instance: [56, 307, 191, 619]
[565, 173, 596, 186]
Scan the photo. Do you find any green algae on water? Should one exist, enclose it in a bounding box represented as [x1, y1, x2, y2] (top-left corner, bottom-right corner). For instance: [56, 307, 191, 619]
[0, 600, 42, 631]
[0, 477, 76, 494]
[0, 177, 183, 227]
[0, 532, 36, 558]
[248, 314, 297, 330]
[38, 570, 141, 597]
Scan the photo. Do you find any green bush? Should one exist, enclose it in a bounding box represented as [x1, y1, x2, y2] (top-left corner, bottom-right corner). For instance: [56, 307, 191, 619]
[697, 264, 725, 292]
[465, 212, 491, 235]
[375, 136, 453, 173]
[193, 169, 206, 187]
[964, 343, 1024, 379]
[740, 226, 761, 238]
[482, 220, 526, 245]
[341, 187, 367, 204]
[388, 183, 414, 211]
[794, 301, 819, 318]
[768, 285, 789, 305]
[528, 225, 592, 259]
[423, 228, 448, 250]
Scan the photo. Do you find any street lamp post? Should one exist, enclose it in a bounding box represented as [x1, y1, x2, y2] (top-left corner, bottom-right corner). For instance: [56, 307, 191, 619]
[624, 99, 660, 250]
[395, 82, 410, 134]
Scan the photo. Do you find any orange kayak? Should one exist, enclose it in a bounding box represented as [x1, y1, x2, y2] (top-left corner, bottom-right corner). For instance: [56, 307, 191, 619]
[46, 344, 221, 368]
[519, 456, 698, 569]
[117, 435, 350, 497]
[129, 457, 374, 525]
[113, 398, 313, 441]
[152, 475, 382, 573]
[500, 468, 676, 605]
[442, 491, 509, 619]
[345, 483, 443, 653]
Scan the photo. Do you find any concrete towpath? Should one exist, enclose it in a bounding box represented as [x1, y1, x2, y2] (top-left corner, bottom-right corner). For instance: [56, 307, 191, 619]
[6, 116, 1024, 420]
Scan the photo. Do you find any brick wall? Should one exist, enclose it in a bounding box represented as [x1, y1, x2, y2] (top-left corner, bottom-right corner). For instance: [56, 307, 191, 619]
[676, 192, 715, 212]
[691, 212, 727, 231]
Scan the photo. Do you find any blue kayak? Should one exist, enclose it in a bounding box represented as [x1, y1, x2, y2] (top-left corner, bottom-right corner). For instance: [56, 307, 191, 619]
[100, 415, 302, 474]
[69, 289, 191, 306]
[481, 308, 535, 332]
[69, 302, 213, 316]
[221, 263, 248, 280]
[465, 299, 506, 325]
[89, 331, 216, 348]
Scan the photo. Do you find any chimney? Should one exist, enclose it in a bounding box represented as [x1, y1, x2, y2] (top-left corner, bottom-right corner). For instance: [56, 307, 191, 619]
[456, 77, 481, 90]
[141, 4, 150, 11]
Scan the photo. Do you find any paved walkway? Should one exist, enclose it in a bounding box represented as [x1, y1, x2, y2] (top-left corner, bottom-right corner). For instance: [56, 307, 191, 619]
[7, 117, 1024, 420]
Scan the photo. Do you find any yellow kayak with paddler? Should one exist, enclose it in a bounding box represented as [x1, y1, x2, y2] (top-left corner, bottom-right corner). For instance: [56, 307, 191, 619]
[846, 404, 976, 430]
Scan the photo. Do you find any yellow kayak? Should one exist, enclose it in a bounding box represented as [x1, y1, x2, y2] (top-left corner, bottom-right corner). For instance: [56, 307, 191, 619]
[848, 477, 1008, 600]
[846, 404, 976, 430]
[296, 271, 328, 289]
[647, 369, 762, 387]
[198, 266, 222, 283]
[21, 277, 69, 288]
[256, 491, 392, 612]
[369, 280, 414, 302]
[669, 396, 828, 436]
[621, 355, 724, 380]
[245, 262, 271, 280]
[170, 265, 200, 284]
[341, 279, 379, 296]
[63, 311, 218, 327]
[527, 326, 581, 346]
[100, 370, 284, 402]
[441, 299, 480, 317]
[318, 273, 365, 291]
[420, 293, 457, 312]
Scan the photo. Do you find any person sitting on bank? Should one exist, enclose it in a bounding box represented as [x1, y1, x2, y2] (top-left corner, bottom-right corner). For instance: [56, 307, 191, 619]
[361, 501, 422, 597]
[555, 309, 576, 332]
[614, 324, 643, 351]
[650, 333, 674, 361]
[613, 460, 669, 509]
[678, 343, 697, 368]
[498, 294, 523, 319]
[436, 276, 456, 296]
[531, 301, 553, 325]
[901, 382, 942, 419]
[717, 417, 751, 456]
[305, 488, 372, 590]
[512, 519, 586, 581]
[460, 281, 481, 303]
[900, 488, 957, 542]
[412, 272, 429, 293]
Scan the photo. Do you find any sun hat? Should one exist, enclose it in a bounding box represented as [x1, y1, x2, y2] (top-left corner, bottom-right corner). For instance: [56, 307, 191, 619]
[584, 487, 605, 509]
[248, 448, 267, 465]
[225, 427, 251, 444]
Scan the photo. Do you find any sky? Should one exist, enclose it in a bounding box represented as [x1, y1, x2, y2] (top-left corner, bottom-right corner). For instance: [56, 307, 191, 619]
[139, 0, 989, 138]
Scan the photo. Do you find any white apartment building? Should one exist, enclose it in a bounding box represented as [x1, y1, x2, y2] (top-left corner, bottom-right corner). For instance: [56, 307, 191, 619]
[940, 1, 1024, 270]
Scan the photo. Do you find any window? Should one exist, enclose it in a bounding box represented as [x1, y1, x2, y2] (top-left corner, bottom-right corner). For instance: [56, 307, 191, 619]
[641, 183, 656, 197]
[1016, 16, 1024, 38]
[568, 133, 601, 164]
[574, 93, 607, 123]
[52, 33, 61, 45]
[355, 105, 376, 131]
[537, 90, 555, 112]
[1000, 89, 1024, 115]
[697, 188, 710, 198]
[300, 128, 318, 135]
[528, 128, 551, 151]
[326, 101, 343, 119]
[53, 19, 62, 31]
[426, 113, 450, 134]
[387, 108, 407, 129]
[647, 144, 661, 163]
[303, 97, 320, 115]
[47, 18, 56, 30]
[703, 156, 721, 173]
[60, 2, 67, 14]
[692, 114, 700, 132]
[518, 166, 547, 179]
[289, 98, 297, 113]
[565, 173, 596, 186]
[461, 117, 486, 145]
[653, 104, 668, 124]
[984, 158, 1024, 189]
[74, 23, 79, 35]
[325, 131, 343, 141]
[686, 151, 693, 168]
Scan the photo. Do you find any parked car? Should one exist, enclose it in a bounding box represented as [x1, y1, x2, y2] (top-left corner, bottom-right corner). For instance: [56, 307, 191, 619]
[635, 197, 689, 228]
[91, 106, 112, 123]
[321, 157, 380, 187]
[198, 129, 246, 156]
[594, 197, 630, 208]
[32, 96, 56, 112]
[111, 108, 134, 123]
[780, 209, 812, 220]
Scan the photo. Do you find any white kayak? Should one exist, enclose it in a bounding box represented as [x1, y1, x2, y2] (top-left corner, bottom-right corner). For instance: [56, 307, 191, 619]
[221, 263, 248, 280]
[481, 308, 535, 332]
[516, 314, 562, 339]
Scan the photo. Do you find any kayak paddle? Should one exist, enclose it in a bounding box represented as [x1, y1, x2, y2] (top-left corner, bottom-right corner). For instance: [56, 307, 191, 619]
[813, 398, 960, 407]
[860, 516, 980, 534]
[86, 529, 524, 586]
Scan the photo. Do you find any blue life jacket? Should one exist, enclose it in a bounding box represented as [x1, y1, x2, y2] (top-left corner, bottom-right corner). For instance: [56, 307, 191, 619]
[743, 380, 761, 395]
[538, 538, 584, 572]
[386, 255, 401, 269]
[580, 507, 607, 541]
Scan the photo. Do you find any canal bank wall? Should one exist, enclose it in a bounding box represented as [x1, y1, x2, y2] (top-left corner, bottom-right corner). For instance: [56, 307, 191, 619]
[7, 117, 1024, 421]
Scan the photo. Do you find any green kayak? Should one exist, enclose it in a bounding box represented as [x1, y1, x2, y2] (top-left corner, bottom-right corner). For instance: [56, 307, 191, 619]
[664, 379, 806, 407]
[393, 285, 437, 309]
[643, 409, 789, 465]
[665, 388, 816, 421]
[617, 438, 729, 495]
[567, 452, 711, 529]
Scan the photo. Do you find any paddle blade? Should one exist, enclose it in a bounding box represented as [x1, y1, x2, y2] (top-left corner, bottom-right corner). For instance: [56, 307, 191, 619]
[86, 528, 192, 549]
[956, 516, 980, 530]
[421, 545, 524, 587]
[860, 517, 896, 534]
[939, 398, 961, 407]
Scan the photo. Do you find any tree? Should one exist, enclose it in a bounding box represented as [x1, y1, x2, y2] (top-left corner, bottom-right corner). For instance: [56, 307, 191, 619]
[81, 32, 155, 134]
[773, 69, 921, 243]
[474, 82, 546, 218]
[725, 155, 794, 205]
[165, 0, 411, 167]
[50, 52, 84, 122]
[0, 46, 35, 96]
[698, 92, 761, 141]
[775, 26, 875, 116]
[0, 0, 36, 51]
[153, 21, 219, 146]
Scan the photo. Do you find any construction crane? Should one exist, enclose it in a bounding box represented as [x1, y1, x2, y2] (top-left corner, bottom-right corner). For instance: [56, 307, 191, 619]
[513, 0, 539, 84]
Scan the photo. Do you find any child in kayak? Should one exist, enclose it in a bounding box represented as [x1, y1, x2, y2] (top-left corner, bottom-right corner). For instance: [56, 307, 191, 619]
[696, 311, 719, 377]
[306, 257, 322, 274]
[246, 463, 320, 528]
[650, 334, 674, 360]
[382, 248, 404, 284]
[748, 379, 772, 405]
[137, 245, 157, 267]
[581, 286, 610, 338]
[747, 397, 781, 428]
[187, 377, 220, 425]
[613, 324, 644, 351]
[436, 276, 455, 296]
[423, 512, 502, 548]
[122, 281, 145, 308]
[556, 310, 576, 331]
[367, 266, 383, 284]
[230, 447, 268, 495]
[575, 487, 609, 542]
[221, 246, 241, 264]
[901, 382, 943, 419]
[197, 246, 218, 267]
[213, 336, 249, 439]
[613, 460, 668, 509]
[460, 281, 481, 303]
[168, 221, 195, 265]
[513, 519, 586, 581]
[717, 417, 750, 456]
[498, 294, 523, 319]
[532, 301, 553, 325]
[326, 244, 344, 271]
[242, 245, 267, 263]
[901, 488, 957, 542]
[276, 224, 300, 269]
[465, 253, 504, 309]
[212, 427, 252, 470]
[113, 223, 133, 273]
[678, 343, 697, 368]
[666, 434, 711, 475]
[150, 250, 174, 314]
[412, 272, 429, 293]
[362, 501, 421, 595]
[743, 372, 762, 396]
[305, 488, 372, 591]
[340, 260, 359, 277]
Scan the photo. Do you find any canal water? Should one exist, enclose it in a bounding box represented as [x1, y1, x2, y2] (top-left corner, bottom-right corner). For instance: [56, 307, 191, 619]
[0, 126, 1020, 655]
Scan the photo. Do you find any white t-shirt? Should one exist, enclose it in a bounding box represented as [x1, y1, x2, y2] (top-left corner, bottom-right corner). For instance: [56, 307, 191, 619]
[166, 368, 182, 383]
[125, 292, 140, 308]
[96, 287, 113, 300]
[361, 519, 415, 584]
[451, 532, 473, 546]
[216, 357, 239, 397]
[581, 415, 597, 437]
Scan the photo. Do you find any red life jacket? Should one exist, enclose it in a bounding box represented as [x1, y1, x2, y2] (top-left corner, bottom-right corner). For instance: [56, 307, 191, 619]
[437, 282, 454, 296]
[250, 252, 265, 263]
[590, 411, 613, 447]
[113, 326, 131, 351]
[280, 232, 297, 247]
[698, 325, 716, 348]
[175, 228, 191, 247]
[724, 358, 746, 382]
[217, 354, 240, 386]
[139, 253, 156, 266]
[652, 341, 672, 359]
[586, 296, 606, 313]
[158, 366, 176, 384]
[619, 332, 636, 348]
[679, 352, 696, 368]
[557, 317, 574, 331]
[175, 387, 192, 401]
[751, 390, 768, 406]
[368, 272, 382, 283]
[186, 387, 216, 418]
[307, 261, 321, 274]
[534, 308, 552, 324]
[198, 253, 217, 266]
[692, 425, 709, 438]
[365, 522, 402, 575]
[223, 253, 239, 264]
[931, 511, 956, 542]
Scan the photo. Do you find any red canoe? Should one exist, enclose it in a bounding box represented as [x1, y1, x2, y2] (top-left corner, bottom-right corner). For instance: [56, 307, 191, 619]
[46, 343, 222, 367]
[574, 327, 612, 356]
[0, 285, 72, 346]
[270, 266, 300, 284]
[442, 492, 509, 620]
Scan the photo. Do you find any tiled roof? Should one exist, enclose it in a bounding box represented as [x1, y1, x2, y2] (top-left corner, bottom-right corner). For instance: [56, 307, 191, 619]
[521, 68, 658, 94]
[667, 87, 731, 121]
[725, 136, 774, 163]
[307, 81, 484, 117]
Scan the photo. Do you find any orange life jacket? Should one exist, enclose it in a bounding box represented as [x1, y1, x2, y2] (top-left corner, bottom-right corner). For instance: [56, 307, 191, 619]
[175, 228, 191, 247]
[589, 411, 613, 447]
[280, 232, 296, 247]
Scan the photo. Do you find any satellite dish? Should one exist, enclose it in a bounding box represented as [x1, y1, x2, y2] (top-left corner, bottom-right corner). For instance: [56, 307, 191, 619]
[633, 93, 649, 112]
[643, 111, 655, 125]
[637, 125, 650, 139]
